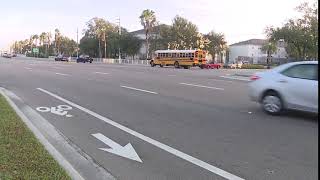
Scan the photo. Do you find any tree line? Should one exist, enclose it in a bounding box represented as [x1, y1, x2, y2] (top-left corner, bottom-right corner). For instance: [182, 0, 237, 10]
[265, 1, 318, 60]
[11, 1, 317, 61]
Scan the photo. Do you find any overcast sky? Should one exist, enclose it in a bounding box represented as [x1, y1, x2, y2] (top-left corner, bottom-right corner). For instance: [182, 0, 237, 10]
[0, 0, 315, 50]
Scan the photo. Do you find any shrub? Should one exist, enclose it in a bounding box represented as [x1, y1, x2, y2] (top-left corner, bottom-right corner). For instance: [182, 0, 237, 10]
[241, 64, 265, 69]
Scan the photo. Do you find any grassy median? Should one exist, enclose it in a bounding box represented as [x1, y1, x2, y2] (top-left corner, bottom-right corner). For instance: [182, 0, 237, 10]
[0, 94, 71, 180]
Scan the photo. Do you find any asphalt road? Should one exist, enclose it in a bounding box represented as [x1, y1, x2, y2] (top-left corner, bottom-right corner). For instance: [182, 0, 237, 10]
[0, 57, 318, 180]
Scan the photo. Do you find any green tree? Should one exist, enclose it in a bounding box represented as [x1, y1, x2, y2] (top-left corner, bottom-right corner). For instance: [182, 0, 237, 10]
[266, 1, 318, 60]
[54, 29, 62, 54]
[39, 32, 46, 46]
[85, 17, 116, 58]
[120, 32, 142, 59]
[139, 9, 157, 59]
[79, 36, 99, 57]
[261, 41, 277, 68]
[169, 16, 199, 50]
[204, 31, 226, 62]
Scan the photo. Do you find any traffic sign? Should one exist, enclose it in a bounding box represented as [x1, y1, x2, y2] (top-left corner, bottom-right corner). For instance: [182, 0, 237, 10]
[32, 48, 39, 53]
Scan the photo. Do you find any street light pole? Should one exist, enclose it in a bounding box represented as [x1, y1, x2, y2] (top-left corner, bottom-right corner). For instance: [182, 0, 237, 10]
[76, 28, 79, 58]
[116, 17, 121, 63]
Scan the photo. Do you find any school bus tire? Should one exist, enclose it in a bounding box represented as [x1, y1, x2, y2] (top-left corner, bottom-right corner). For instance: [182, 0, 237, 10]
[150, 61, 156, 67]
[174, 61, 180, 68]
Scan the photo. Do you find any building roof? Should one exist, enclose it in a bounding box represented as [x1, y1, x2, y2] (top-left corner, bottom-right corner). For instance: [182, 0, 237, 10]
[230, 39, 267, 46]
[130, 29, 145, 35]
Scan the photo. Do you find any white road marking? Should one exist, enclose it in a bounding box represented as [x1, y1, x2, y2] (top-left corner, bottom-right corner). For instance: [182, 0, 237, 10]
[94, 72, 109, 75]
[92, 133, 142, 163]
[55, 73, 70, 76]
[210, 79, 233, 83]
[36, 88, 245, 180]
[220, 76, 250, 82]
[168, 75, 177, 77]
[121, 86, 158, 94]
[24, 67, 32, 70]
[52, 67, 62, 69]
[179, 83, 224, 90]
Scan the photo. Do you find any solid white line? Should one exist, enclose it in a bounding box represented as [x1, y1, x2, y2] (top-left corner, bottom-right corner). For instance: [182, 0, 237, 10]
[94, 72, 109, 75]
[179, 83, 224, 90]
[121, 86, 158, 94]
[36, 88, 245, 180]
[210, 79, 233, 83]
[24, 67, 32, 70]
[0, 88, 85, 180]
[220, 76, 250, 82]
[55, 73, 70, 76]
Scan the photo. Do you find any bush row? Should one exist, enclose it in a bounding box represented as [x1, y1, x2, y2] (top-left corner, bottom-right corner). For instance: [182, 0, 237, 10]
[241, 64, 265, 69]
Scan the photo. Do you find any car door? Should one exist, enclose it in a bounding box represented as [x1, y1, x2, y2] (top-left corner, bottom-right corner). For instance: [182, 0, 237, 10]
[279, 64, 318, 112]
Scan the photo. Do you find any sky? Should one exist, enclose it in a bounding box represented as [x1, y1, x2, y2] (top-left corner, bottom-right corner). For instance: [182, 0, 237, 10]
[0, 0, 315, 50]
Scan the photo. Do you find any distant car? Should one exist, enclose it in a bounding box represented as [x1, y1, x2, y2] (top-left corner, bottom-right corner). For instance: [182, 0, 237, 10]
[77, 55, 93, 63]
[2, 53, 12, 58]
[204, 63, 221, 69]
[225, 62, 242, 69]
[248, 61, 318, 115]
[55, 55, 70, 62]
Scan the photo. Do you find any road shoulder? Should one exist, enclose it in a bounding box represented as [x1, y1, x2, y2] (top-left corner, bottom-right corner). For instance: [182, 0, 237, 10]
[0, 87, 115, 180]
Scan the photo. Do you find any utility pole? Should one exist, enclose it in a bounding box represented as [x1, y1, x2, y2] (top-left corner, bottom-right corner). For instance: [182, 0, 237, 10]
[116, 17, 121, 63]
[76, 28, 79, 58]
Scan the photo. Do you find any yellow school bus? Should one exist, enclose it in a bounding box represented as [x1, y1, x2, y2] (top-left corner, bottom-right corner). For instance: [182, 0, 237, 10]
[150, 50, 207, 69]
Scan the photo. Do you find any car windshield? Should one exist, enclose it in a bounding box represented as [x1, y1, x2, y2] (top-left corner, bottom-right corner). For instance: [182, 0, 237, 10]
[0, 1, 318, 180]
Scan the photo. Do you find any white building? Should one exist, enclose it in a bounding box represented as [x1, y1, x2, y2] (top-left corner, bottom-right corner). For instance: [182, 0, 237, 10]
[229, 39, 287, 64]
[130, 28, 160, 60]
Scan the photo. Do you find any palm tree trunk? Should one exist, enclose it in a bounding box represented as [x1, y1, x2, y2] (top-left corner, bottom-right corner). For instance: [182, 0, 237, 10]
[104, 40, 107, 59]
[98, 40, 101, 58]
[146, 33, 149, 60]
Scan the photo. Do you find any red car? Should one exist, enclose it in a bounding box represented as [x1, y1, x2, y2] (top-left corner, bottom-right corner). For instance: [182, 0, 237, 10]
[204, 63, 222, 69]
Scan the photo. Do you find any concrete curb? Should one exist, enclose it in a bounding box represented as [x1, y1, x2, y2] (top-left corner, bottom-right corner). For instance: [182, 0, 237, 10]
[0, 87, 116, 180]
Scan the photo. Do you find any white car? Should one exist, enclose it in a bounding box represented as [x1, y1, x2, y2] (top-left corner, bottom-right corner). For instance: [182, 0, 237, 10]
[248, 61, 318, 115]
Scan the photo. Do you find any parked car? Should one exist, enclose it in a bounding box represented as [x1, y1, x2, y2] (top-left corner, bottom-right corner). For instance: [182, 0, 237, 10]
[55, 54, 70, 62]
[224, 62, 242, 69]
[204, 63, 222, 69]
[248, 61, 318, 115]
[77, 55, 93, 63]
[2, 53, 12, 58]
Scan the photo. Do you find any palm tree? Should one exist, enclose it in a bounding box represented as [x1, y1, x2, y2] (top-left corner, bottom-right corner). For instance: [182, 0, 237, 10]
[139, 9, 157, 59]
[204, 31, 226, 63]
[46, 32, 52, 56]
[261, 41, 277, 68]
[39, 32, 46, 46]
[55, 29, 62, 54]
[33, 35, 39, 47]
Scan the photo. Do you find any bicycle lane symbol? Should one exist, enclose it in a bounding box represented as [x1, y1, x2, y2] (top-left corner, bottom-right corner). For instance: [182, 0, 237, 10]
[36, 105, 73, 117]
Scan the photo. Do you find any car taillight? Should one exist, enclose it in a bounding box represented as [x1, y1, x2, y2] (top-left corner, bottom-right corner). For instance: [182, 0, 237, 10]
[250, 75, 260, 81]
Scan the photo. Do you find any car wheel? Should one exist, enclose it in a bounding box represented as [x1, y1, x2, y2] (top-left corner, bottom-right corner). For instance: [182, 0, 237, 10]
[261, 91, 283, 115]
[160, 64, 164, 68]
[150, 61, 155, 67]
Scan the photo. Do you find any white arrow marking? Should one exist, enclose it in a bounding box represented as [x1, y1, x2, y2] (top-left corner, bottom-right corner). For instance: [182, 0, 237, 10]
[92, 133, 142, 163]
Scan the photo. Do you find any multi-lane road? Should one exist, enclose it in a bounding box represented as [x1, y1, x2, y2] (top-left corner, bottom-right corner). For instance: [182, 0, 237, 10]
[0, 57, 317, 180]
